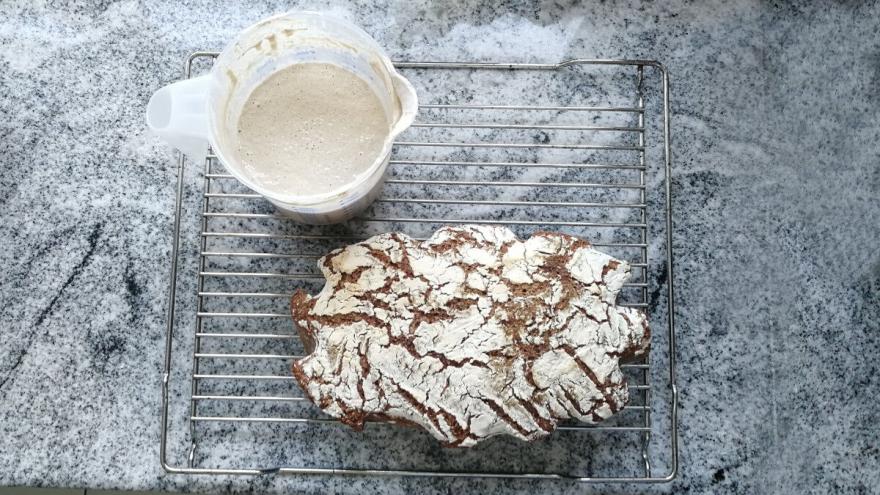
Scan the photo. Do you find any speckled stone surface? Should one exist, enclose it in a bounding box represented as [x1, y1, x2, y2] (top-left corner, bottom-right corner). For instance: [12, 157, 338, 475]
[1, 1, 878, 494]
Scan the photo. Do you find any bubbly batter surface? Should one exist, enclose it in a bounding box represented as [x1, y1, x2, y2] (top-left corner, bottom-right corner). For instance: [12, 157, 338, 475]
[235, 63, 390, 196]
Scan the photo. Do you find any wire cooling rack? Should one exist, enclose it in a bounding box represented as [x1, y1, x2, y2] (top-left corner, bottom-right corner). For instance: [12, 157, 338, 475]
[160, 52, 678, 483]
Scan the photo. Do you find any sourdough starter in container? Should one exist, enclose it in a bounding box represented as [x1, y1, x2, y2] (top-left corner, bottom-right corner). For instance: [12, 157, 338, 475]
[146, 12, 418, 224]
[235, 63, 391, 196]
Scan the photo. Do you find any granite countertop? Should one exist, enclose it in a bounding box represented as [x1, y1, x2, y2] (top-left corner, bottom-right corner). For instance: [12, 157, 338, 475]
[1, 1, 878, 494]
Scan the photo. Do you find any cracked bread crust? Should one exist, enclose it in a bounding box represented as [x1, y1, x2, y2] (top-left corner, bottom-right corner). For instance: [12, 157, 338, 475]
[291, 225, 650, 447]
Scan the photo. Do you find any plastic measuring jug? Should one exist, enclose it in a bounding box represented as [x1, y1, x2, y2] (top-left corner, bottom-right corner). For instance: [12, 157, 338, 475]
[145, 12, 418, 224]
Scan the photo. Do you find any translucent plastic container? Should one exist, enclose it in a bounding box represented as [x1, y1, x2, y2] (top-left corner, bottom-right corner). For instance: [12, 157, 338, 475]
[145, 12, 418, 224]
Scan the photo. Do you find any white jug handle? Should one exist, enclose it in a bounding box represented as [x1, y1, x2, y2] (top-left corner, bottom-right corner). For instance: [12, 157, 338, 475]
[389, 72, 419, 138]
[146, 74, 212, 162]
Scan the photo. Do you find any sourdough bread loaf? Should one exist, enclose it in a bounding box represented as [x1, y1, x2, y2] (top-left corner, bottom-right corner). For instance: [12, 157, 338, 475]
[291, 225, 649, 446]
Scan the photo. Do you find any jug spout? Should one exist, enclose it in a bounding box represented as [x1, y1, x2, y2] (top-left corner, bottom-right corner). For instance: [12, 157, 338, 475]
[146, 75, 212, 162]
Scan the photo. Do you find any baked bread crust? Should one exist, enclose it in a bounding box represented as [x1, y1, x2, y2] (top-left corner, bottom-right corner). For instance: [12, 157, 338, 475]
[291, 225, 649, 446]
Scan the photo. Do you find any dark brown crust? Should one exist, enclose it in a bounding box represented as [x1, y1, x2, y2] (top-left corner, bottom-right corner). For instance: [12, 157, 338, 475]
[291, 289, 316, 354]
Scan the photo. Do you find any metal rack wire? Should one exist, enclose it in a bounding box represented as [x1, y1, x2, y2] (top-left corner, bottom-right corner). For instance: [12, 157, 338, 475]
[160, 52, 678, 483]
